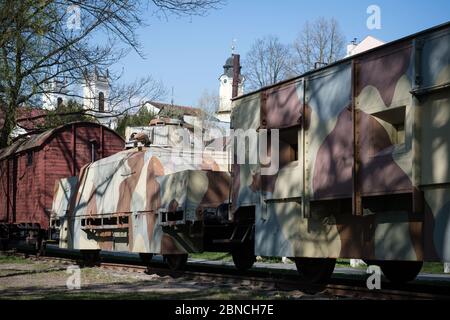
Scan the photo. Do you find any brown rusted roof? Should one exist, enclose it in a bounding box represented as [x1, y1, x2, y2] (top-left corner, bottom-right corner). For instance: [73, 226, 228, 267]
[0, 139, 22, 160]
[0, 121, 123, 160]
[150, 101, 201, 116]
[149, 117, 183, 126]
[16, 107, 48, 130]
[148, 117, 195, 131]
[0, 106, 48, 131]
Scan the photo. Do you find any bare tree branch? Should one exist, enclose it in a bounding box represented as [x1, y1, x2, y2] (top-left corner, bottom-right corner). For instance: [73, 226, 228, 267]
[0, 0, 222, 147]
[291, 17, 345, 74]
[243, 35, 292, 91]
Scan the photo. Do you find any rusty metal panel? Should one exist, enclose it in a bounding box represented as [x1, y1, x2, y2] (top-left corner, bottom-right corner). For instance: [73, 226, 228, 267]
[260, 81, 303, 129]
[159, 170, 230, 224]
[260, 80, 304, 202]
[306, 62, 353, 201]
[57, 138, 230, 254]
[352, 61, 362, 216]
[419, 27, 450, 90]
[354, 41, 414, 197]
[230, 93, 260, 214]
[0, 160, 9, 222]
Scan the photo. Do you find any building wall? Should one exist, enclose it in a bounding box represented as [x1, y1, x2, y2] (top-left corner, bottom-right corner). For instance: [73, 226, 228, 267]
[82, 79, 109, 112]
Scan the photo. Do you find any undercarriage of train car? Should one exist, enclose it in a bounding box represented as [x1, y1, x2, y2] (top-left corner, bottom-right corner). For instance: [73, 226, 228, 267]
[0, 222, 47, 255]
[49, 198, 256, 271]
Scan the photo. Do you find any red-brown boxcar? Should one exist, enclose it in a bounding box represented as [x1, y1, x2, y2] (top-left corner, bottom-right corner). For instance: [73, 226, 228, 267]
[0, 122, 124, 250]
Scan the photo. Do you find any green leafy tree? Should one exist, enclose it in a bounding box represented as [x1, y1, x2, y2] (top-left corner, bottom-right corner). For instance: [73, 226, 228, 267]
[116, 107, 156, 138]
[158, 107, 185, 120]
[42, 99, 94, 129]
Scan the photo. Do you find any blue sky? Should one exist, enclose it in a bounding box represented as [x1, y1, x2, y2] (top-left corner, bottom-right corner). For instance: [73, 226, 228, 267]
[114, 0, 450, 107]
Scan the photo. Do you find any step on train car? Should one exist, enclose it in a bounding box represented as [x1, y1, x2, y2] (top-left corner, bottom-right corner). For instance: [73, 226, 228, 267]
[230, 22, 450, 283]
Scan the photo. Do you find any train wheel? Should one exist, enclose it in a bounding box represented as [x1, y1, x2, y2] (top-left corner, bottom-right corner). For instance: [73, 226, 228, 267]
[0, 225, 9, 251]
[81, 250, 101, 267]
[164, 254, 188, 271]
[294, 257, 336, 284]
[379, 261, 423, 284]
[232, 242, 255, 271]
[35, 239, 46, 257]
[139, 253, 153, 266]
[0, 239, 9, 251]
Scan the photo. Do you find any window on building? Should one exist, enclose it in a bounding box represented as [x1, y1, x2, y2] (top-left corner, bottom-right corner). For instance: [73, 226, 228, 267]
[98, 92, 105, 112]
[57, 97, 63, 108]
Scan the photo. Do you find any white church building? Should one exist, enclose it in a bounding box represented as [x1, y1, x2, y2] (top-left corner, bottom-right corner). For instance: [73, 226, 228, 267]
[41, 68, 117, 130]
[216, 54, 244, 123]
[41, 79, 69, 110]
[141, 53, 244, 124]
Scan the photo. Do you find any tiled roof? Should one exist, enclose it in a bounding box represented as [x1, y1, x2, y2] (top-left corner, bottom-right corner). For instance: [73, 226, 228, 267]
[0, 121, 123, 160]
[0, 106, 48, 131]
[149, 101, 202, 116]
[16, 107, 48, 130]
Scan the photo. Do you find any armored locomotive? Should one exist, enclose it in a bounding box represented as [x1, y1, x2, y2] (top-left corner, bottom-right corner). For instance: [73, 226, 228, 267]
[51, 118, 253, 270]
[230, 22, 450, 283]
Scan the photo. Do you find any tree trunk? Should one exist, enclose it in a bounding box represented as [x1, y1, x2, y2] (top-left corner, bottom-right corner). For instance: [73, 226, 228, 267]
[0, 129, 9, 149]
[0, 103, 17, 148]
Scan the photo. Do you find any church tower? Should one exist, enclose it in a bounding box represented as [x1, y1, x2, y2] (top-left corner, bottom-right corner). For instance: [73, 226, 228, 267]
[217, 54, 244, 123]
[41, 79, 69, 110]
[82, 68, 110, 113]
[82, 68, 116, 129]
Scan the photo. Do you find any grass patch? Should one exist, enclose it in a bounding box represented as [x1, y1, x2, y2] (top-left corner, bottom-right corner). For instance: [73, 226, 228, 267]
[257, 256, 285, 263]
[0, 255, 31, 264]
[336, 259, 366, 269]
[190, 252, 232, 262]
[421, 262, 446, 274]
[336, 259, 447, 274]
[190, 253, 290, 264]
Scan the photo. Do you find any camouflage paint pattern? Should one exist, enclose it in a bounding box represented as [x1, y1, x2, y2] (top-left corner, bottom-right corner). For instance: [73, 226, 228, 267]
[53, 145, 230, 254]
[51, 176, 78, 248]
[231, 23, 450, 262]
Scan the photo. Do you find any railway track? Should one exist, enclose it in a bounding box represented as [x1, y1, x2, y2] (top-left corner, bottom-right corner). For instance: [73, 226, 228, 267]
[98, 261, 450, 300]
[4, 248, 450, 300]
